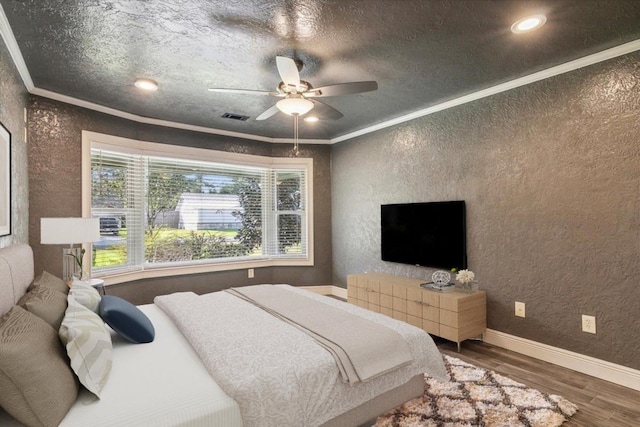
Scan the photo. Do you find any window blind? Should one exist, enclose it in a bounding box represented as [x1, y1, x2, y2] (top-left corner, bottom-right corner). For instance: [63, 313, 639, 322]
[90, 144, 309, 276]
[91, 149, 145, 275]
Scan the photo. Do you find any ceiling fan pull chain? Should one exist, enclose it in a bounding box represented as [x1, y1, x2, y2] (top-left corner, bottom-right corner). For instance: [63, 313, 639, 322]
[293, 114, 300, 157]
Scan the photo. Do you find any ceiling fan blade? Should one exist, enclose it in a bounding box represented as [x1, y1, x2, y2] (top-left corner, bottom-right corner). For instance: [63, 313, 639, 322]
[308, 99, 343, 120]
[255, 104, 280, 121]
[306, 81, 378, 97]
[208, 88, 280, 96]
[276, 56, 301, 89]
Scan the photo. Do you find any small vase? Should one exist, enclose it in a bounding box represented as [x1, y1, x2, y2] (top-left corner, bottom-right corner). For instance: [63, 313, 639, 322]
[72, 270, 88, 282]
[461, 282, 474, 293]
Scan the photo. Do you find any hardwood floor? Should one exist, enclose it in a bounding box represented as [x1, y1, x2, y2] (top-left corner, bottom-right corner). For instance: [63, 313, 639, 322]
[436, 339, 640, 427]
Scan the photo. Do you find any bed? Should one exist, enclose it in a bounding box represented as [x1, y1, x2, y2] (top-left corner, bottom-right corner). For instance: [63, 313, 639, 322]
[0, 244, 447, 427]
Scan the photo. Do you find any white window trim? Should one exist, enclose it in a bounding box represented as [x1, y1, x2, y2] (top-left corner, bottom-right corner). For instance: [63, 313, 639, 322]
[82, 130, 314, 285]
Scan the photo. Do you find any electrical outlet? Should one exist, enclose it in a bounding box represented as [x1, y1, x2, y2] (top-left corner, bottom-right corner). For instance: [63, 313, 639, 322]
[515, 301, 525, 318]
[248, 268, 254, 279]
[582, 315, 596, 334]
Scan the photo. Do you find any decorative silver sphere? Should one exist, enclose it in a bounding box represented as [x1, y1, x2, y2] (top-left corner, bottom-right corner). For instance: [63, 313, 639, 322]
[432, 270, 451, 286]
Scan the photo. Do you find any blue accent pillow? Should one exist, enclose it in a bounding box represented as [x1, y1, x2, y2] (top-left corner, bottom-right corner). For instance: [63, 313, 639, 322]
[99, 296, 155, 343]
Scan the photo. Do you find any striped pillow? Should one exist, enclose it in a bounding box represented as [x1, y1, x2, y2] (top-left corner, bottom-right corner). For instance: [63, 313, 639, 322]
[69, 279, 101, 313]
[59, 295, 112, 398]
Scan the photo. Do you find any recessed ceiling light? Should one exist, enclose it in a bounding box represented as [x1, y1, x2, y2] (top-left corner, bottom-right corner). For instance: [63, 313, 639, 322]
[134, 78, 158, 91]
[304, 116, 319, 122]
[511, 14, 547, 34]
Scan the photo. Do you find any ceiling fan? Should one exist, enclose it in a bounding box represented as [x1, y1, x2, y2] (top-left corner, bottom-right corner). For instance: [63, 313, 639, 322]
[208, 56, 378, 121]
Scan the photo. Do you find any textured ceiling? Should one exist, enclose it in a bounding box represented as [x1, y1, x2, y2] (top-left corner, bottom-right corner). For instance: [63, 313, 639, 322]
[2, 0, 640, 141]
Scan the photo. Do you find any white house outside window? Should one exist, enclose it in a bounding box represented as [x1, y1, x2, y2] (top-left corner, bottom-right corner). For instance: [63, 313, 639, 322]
[82, 131, 313, 283]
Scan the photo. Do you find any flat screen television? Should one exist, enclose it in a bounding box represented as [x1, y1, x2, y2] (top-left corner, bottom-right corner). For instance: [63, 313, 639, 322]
[381, 201, 467, 270]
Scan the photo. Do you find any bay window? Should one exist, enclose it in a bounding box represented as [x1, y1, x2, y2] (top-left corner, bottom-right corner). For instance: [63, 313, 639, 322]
[82, 131, 313, 282]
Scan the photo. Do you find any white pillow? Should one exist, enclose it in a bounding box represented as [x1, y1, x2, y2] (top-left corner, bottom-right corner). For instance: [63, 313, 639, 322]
[59, 295, 112, 398]
[69, 279, 101, 313]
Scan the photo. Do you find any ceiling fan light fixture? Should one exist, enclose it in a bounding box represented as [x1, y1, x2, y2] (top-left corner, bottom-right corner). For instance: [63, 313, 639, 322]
[304, 116, 319, 122]
[276, 97, 314, 116]
[511, 14, 547, 33]
[134, 78, 158, 91]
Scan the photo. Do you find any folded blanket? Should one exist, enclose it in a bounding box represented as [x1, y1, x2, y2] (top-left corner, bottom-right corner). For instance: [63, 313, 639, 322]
[227, 285, 414, 384]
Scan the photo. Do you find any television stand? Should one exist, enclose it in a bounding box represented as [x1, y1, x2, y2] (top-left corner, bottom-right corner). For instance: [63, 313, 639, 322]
[347, 272, 486, 352]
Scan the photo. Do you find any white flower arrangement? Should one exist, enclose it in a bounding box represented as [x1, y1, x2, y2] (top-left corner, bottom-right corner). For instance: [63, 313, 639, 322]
[455, 269, 475, 285]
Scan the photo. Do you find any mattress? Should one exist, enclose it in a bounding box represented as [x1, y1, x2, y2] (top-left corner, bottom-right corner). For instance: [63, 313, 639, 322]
[60, 304, 242, 427]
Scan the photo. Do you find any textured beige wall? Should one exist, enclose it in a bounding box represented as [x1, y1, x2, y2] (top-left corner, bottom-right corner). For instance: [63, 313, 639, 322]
[0, 37, 29, 248]
[27, 97, 332, 304]
[331, 54, 640, 369]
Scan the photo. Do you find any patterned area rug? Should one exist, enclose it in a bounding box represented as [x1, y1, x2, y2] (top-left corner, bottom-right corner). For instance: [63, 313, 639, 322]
[376, 355, 578, 427]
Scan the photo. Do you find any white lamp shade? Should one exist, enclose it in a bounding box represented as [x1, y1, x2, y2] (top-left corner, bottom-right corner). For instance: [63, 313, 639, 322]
[41, 218, 101, 244]
[276, 97, 314, 116]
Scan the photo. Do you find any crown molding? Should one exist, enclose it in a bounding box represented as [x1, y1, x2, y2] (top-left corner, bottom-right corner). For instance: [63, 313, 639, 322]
[1, 5, 638, 146]
[331, 39, 640, 143]
[30, 87, 329, 145]
[0, 4, 33, 91]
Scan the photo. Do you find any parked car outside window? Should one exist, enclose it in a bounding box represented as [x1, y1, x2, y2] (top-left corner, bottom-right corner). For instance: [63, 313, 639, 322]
[99, 217, 121, 235]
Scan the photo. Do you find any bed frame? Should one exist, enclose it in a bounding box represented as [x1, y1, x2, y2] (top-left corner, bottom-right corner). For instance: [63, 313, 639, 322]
[0, 244, 423, 427]
[0, 244, 34, 316]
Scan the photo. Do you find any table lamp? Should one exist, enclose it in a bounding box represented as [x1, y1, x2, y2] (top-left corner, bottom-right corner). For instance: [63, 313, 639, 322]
[40, 217, 100, 281]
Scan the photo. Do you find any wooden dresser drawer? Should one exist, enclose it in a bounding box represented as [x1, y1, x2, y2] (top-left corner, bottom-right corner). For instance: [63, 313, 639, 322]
[392, 296, 407, 313]
[380, 293, 393, 309]
[347, 272, 486, 351]
[392, 310, 407, 322]
[423, 319, 439, 336]
[379, 281, 393, 296]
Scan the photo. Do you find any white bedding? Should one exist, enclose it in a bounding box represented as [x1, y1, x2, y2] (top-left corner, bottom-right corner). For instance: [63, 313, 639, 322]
[155, 285, 447, 427]
[0, 240, 443, 427]
[60, 304, 242, 427]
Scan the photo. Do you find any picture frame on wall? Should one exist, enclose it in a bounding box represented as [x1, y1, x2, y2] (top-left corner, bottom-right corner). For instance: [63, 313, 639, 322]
[0, 122, 10, 237]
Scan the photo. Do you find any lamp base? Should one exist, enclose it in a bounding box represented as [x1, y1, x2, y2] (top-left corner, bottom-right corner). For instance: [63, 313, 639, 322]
[63, 247, 84, 282]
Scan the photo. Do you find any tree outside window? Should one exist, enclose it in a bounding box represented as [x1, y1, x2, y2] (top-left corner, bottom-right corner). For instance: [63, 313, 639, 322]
[90, 148, 308, 275]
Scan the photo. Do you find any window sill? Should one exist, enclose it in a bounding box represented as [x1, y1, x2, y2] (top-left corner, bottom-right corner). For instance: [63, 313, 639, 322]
[94, 257, 313, 286]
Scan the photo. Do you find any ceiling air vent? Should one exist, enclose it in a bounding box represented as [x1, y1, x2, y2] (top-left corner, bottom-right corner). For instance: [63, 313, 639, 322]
[221, 113, 250, 121]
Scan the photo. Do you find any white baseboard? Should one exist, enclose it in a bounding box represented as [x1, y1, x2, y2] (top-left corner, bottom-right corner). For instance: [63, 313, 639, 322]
[303, 285, 640, 391]
[484, 329, 640, 391]
[302, 285, 640, 391]
[330, 286, 348, 299]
